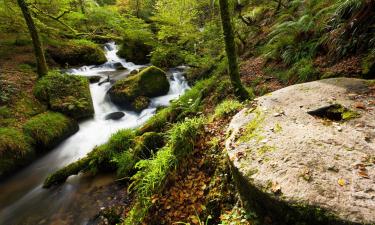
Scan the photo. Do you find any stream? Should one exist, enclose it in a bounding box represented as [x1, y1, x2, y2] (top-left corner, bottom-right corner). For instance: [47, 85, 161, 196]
[0, 42, 189, 225]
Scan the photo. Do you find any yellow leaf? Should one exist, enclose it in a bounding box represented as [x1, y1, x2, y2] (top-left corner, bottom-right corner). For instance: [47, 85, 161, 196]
[338, 178, 346, 186]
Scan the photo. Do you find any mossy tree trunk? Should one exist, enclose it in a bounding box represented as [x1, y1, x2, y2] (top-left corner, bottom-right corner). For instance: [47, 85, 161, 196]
[219, 0, 249, 100]
[17, 0, 48, 77]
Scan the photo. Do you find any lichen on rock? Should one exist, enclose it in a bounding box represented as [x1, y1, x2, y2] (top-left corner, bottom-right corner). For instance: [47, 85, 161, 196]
[226, 78, 375, 225]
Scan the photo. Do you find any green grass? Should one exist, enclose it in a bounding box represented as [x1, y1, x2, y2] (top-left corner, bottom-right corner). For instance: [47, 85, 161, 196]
[125, 117, 205, 224]
[0, 127, 34, 178]
[213, 99, 244, 119]
[23, 112, 78, 151]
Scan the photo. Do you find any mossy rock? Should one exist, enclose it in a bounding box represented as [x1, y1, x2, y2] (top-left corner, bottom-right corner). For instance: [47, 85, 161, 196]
[23, 112, 79, 152]
[34, 71, 94, 120]
[0, 128, 35, 179]
[108, 66, 169, 109]
[117, 38, 152, 64]
[47, 40, 106, 67]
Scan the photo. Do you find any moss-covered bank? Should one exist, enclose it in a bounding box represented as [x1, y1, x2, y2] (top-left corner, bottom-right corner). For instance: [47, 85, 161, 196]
[34, 71, 94, 120]
[0, 128, 35, 179]
[23, 112, 79, 151]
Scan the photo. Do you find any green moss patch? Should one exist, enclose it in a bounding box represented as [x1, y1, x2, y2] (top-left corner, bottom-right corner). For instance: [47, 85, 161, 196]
[34, 71, 94, 119]
[23, 112, 79, 151]
[0, 128, 35, 178]
[109, 66, 169, 109]
[47, 39, 106, 66]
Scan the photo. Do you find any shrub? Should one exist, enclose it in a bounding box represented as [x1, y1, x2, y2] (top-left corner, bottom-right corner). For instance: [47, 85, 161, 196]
[23, 112, 79, 151]
[34, 71, 94, 119]
[0, 128, 34, 178]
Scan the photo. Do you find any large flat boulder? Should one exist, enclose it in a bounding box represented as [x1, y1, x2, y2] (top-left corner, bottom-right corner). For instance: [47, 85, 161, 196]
[226, 78, 375, 224]
[108, 66, 169, 111]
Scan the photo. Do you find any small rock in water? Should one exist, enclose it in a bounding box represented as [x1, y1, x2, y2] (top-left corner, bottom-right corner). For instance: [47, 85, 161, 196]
[105, 112, 125, 120]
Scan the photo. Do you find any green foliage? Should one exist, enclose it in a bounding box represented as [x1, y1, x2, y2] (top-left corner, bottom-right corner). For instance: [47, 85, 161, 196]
[126, 117, 205, 224]
[0, 127, 34, 178]
[285, 58, 318, 82]
[23, 112, 78, 151]
[34, 71, 94, 119]
[214, 99, 244, 119]
[114, 132, 165, 178]
[263, 14, 320, 65]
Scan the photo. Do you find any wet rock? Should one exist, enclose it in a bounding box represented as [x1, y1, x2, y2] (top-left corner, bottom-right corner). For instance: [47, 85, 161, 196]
[105, 112, 125, 120]
[226, 78, 375, 225]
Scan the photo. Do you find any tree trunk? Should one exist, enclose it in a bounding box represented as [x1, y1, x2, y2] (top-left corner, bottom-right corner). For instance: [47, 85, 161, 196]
[17, 0, 48, 77]
[219, 0, 249, 100]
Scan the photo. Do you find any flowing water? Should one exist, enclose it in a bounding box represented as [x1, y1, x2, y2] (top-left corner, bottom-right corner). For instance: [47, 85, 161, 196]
[0, 42, 189, 225]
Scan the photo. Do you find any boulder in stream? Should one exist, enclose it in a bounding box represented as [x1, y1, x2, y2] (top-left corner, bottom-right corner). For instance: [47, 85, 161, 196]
[105, 112, 125, 120]
[226, 78, 375, 225]
[108, 66, 169, 110]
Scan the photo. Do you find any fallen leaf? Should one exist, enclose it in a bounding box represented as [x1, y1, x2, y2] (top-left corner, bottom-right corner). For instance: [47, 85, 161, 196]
[353, 102, 366, 109]
[337, 178, 347, 186]
[358, 171, 370, 179]
[271, 181, 281, 194]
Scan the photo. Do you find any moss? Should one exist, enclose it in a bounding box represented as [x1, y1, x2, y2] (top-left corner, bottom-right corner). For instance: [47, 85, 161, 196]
[43, 157, 89, 188]
[0, 127, 35, 178]
[132, 96, 150, 112]
[108, 66, 169, 108]
[46, 39, 106, 66]
[34, 71, 94, 119]
[23, 112, 79, 151]
[237, 108, 265, 143]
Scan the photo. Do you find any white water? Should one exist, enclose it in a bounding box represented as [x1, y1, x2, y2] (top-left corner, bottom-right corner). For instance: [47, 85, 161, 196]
[0, 42, 189, 225]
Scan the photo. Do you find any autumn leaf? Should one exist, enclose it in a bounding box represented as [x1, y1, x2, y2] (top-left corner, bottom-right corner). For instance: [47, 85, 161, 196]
[337, 178, 347, 186]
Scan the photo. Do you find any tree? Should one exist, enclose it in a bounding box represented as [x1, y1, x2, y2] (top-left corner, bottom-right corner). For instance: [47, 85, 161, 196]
[17, 0, 48, 77]
[219, 0, 249, 100]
